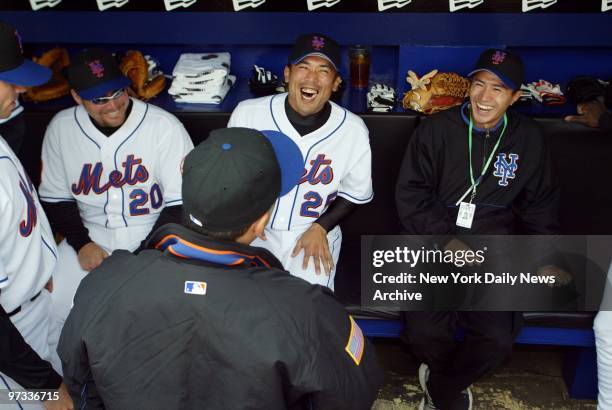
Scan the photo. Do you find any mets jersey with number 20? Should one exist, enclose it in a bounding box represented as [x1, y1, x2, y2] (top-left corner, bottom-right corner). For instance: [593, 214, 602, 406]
[39, 98, 193, 251]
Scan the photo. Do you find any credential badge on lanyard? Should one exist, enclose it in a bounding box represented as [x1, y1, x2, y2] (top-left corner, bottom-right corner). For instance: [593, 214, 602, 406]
[455, 112, 508, 229]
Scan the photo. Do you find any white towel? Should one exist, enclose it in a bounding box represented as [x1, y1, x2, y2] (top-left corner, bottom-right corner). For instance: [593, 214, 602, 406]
[172, 52, 231, 78]
[173, 75, 236, 104]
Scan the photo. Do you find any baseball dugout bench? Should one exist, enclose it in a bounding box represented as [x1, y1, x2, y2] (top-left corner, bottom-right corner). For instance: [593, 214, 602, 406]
[17, 109, 612, 400]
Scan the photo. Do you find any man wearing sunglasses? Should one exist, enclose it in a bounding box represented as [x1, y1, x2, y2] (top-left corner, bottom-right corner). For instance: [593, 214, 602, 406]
[38, 48, 194, 329]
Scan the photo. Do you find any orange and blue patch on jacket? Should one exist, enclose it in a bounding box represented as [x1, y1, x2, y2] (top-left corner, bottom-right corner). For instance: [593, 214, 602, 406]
[155, 235, 271, 268]
[345, 316, 365, 366]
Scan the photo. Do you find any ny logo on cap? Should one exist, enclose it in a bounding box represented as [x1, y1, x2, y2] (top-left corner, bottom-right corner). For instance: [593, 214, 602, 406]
[449, 0, 484, 12]
[232, 0, 266, 11]
[96, 0, 129, 11]
[377, 0, 412, 11]
[492, 51, 506, 65]
[307, 0, 342, 11]
[603, 0, 612, 12]
[29, 0, 62, 11]
[164, 0, 197, 11]
[522, 0, 557, 12]
[312, 36, 325, 50]
[88, 60, 105, 79]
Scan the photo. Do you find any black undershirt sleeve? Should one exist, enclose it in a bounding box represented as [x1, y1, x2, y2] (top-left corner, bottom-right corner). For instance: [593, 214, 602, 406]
[0, 304, 62, 390]
[315, 197, 357, 232]
[42, 201, 91, 253]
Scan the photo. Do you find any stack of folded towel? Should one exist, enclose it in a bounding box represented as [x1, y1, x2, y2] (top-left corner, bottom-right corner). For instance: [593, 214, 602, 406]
[169, 52, 236, 104]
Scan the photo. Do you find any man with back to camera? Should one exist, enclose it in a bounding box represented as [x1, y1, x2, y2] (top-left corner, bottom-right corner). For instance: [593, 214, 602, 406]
[38, 48, 193, 327]
[395, 49, 560, 410]
[228, 33, 373, 290]
[57, 127, 384, 409]
[0, 21, 73, 409]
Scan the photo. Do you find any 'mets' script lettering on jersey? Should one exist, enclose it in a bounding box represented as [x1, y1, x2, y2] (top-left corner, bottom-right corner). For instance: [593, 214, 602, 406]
[19, 174, 38, 237]
[299, 154, 334, 185]
[71, 155, 150, 195]
[299, 154, 337, 218]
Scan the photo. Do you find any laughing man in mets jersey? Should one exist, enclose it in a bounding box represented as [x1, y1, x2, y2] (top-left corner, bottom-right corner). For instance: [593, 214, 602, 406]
[228, 33, 373, 290]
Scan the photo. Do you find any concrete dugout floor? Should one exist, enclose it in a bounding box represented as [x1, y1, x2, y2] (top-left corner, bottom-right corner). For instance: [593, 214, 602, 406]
[372, 341, 597, 410]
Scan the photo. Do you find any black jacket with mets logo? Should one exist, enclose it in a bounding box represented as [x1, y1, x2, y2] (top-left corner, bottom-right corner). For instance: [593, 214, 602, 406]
[58, 223, 384, 410]
[396, 103, 560, 235]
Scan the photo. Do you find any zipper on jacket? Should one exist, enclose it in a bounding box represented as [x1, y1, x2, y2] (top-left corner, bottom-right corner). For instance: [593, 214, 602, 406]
[482, 129, 490, 171]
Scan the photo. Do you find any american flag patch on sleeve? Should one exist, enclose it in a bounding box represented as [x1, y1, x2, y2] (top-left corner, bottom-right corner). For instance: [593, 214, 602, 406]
[345, 316, 365, 366]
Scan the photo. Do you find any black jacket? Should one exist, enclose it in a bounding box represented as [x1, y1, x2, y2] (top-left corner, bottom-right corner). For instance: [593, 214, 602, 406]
[396, 103, 560, 235]
[58, 223, 384, 410]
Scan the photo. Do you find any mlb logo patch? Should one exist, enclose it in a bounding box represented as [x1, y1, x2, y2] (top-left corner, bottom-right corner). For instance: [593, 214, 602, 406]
[184, 281, 207, 295]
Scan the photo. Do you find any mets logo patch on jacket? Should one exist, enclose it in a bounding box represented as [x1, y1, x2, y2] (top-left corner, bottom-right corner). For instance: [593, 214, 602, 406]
[493, 153, 519, 187]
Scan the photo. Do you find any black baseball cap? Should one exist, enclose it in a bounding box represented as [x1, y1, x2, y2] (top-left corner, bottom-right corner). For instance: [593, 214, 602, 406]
[0, 22, 51, 87]
[182, 128, 304, 231]
[289, 33, 341, 71]
[468, 49, 525, 91]
[66, 48, 130, 100]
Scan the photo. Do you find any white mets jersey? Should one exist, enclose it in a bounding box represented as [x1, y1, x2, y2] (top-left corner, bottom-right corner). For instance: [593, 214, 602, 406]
[228, 93, 373, 232]
[39, 98, 193, 251]
[0, 135, 57, 313]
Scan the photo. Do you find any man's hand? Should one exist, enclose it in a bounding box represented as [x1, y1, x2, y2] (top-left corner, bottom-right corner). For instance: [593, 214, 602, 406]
[564, 100, 607, 128]
[44, 382, 74, 409]
[77, 242, 108, 271]
[537, 265, 573, 288]
[291, 223, 333, 275]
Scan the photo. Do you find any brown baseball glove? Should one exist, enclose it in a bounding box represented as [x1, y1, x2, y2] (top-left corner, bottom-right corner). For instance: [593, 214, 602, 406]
[23, 47, 70, 102]
[119, 50, 166, 101]
[402, 69, 471, 115]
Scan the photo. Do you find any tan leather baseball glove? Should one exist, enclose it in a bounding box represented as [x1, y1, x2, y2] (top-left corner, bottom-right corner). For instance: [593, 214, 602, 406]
[402, 69, 470, 114]
[120, 50, 166, 100]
